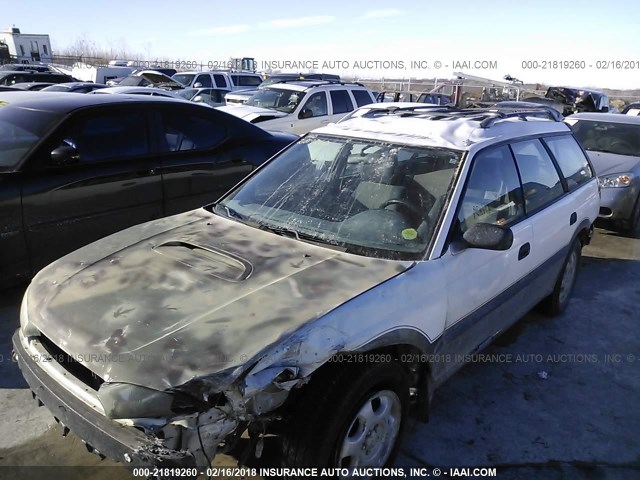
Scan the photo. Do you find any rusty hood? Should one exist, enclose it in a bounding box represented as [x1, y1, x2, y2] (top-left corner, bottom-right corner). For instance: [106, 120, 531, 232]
[25, 209, 410, 391]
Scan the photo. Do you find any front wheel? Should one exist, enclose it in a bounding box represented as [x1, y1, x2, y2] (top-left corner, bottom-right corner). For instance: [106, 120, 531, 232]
[280, 361, 409, 474]
[538, 239, 582, 316]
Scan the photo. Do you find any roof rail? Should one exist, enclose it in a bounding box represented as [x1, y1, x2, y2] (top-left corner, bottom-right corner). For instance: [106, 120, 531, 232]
[382, 106, 562, 126]
[478, 109, 563, 127]
[273, 79, 365, 88]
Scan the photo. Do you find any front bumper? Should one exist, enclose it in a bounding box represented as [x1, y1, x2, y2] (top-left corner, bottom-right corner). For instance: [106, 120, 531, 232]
[12, 330, 196, 468]
[598, 187, 638, 222]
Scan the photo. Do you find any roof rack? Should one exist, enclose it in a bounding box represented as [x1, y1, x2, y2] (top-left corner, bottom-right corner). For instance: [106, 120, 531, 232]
[384, 107, 562, 127]
[273, 79, 364, 88]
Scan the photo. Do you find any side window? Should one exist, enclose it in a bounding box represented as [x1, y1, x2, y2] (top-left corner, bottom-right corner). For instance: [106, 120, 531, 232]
[213, 74, 226, 88]
[195, 74, 212, 88]
[542, 135, 593, 189]
[457, 146, 524, 233]
[330, 90, 354, 114]
[235, 75, 262, 87]
[352, 89, 375, 107]
[300, 92, 328, 118]
[56, 111, 148, 163]
[511, 139, 564, 213]
[158, 111, 227, 152]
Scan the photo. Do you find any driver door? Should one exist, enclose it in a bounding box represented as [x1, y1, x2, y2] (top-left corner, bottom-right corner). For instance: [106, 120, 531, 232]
[293, 91, 329, 134]
[434, 145, 535, 382]
[21, 107, 163, 271]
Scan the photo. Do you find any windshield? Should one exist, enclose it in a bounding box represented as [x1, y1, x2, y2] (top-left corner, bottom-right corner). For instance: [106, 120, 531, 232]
[172, 74, 195, 86]
[214, 134, 462, 260]
[245, 88, 306, 113]
[41, 84, 70, 92]
[569, 120, 640, 157]
[0, 104, 61, 170]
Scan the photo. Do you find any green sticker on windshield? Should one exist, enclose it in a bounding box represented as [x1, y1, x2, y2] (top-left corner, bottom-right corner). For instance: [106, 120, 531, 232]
[401, 228, 418, 241]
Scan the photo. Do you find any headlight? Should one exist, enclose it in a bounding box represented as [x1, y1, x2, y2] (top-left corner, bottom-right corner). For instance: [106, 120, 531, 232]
[98, 383, 175, 419]
[19, 289, 39, 337]
[598, 173, 635, 188]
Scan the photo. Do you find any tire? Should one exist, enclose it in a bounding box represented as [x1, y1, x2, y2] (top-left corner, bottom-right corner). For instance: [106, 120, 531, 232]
[538, 239, 582, 316]
[281, 361, 409, 474]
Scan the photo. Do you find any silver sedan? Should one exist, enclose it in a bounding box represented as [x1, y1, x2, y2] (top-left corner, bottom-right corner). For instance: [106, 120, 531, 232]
[567, 113, 640, 234]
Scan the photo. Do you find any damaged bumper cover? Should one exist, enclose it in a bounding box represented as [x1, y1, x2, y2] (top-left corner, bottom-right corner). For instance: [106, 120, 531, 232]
[12, 330, 201, 467]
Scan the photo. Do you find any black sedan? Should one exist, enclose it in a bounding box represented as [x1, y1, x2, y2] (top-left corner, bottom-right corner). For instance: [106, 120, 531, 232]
[0, 70, 76, 86]
[0, 92, 297, 288]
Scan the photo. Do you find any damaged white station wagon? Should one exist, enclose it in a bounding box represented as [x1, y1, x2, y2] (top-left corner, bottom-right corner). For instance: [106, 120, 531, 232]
[13, 105, 599, 473]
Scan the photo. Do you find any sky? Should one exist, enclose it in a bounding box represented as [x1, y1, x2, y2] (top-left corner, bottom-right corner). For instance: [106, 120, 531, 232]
[5, 0, 640, 89]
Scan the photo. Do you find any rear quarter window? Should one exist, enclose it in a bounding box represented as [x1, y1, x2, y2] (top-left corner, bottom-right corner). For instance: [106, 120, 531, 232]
[543, 135, 593, 189]
[351, 89, 375, 107]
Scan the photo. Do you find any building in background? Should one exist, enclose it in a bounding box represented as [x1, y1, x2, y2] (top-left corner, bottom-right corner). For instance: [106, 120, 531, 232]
[0, 26, 52, 64]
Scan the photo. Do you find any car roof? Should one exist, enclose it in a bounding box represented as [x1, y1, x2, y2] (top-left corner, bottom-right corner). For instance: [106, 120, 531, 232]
[315, 110, 571, 150]
[567, 112, 640, 125]
[0, 91, 187, 113]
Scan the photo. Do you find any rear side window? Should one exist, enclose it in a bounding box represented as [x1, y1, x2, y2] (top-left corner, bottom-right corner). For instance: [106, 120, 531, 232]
[511, 139, 564, 213]
[543, 135, 593, 189]
[56, 112, 148, 163]
[330, 90, 354, 114]
[158, 111, 227, 152]
[195, 74, 212, 88]
[352, 89, 375, 107]
[233, 75, 262, 87]
[213, 74, 227, 88]
[457, 146, 524, 233]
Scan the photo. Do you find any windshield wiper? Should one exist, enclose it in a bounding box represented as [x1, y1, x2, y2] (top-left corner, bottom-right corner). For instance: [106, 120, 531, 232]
[258, 223, 347, 251]
[258, 223, 300, 240]
[213, 203, 249, 222]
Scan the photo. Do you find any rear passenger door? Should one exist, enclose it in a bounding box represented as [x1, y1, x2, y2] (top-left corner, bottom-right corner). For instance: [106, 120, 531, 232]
[509, 138, 574, 290]
[21, 107, 163, 271]
[151, 105, 254, 215]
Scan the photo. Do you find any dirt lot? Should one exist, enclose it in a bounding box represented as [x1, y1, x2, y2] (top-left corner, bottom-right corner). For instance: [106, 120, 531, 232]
[0, 228, 639, 480]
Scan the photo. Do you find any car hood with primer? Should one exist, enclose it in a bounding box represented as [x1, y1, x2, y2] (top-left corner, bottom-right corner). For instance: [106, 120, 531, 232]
[586, 150, 640, 177]
[24, 209, 411, 391]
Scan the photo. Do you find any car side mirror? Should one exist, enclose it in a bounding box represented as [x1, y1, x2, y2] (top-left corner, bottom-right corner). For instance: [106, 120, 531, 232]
[452, 223, 514, 253]
[192, 95, 203, 103]
[51, 145, 80, 166]
[463, 223, 514, 250]
[299, 108, 313, 119]
[193, 82, 203, 88]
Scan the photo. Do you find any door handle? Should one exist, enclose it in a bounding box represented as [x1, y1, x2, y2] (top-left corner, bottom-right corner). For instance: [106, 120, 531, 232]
[518, 242, 530, 261]
[570, 212, 577, 225]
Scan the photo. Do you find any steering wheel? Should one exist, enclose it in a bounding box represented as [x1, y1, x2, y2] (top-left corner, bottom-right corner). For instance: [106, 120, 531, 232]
[379, 198, 422, 218]
[609, 139, 634, 153]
